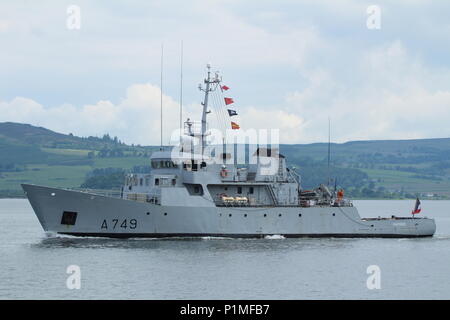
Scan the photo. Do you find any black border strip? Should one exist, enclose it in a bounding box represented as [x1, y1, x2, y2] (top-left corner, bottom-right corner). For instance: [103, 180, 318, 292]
[0, 300, 449, 318]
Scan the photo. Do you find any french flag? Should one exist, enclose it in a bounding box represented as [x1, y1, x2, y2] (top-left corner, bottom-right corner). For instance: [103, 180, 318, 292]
[412, 198, 421, 215]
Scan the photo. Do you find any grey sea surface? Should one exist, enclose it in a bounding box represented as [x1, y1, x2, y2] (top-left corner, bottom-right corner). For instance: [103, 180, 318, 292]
[0, 199, 449, 299]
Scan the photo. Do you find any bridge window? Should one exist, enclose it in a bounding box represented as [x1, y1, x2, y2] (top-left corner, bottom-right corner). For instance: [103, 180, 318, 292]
[183, 160, 198, 171]
[151, 161, 160, 169]
[155, 178, 159, 186]
[237, 186, 242, 194]
[186, 184, 203, 196]
[249, 187, 254, 194]
[151, 160, 178, 169]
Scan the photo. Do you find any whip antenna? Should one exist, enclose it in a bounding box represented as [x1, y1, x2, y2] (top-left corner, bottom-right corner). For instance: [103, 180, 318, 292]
[327, 117, 331, 186]
[160, 43, 164, 150]
[179, 41, 184, 145]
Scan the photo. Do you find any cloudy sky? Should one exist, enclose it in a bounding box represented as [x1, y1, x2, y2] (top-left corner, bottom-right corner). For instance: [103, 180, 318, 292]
[1, 0, 450, 145]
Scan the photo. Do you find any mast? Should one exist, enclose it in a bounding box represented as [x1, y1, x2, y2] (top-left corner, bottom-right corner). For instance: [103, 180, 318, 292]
[198, 64, 221, 160]
[200, 64, 212, 159]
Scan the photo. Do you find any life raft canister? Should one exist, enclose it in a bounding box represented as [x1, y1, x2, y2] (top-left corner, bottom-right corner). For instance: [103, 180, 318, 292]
[220, 168, 228, 177]
[337, 189, 344, 201]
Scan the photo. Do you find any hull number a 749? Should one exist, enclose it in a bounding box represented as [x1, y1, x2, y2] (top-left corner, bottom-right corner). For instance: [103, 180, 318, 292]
[101, 219, 137, 230]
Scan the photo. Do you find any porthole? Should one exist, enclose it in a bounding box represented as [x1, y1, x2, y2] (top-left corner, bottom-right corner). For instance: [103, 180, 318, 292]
[298, 214, 302, 217]
[244, 214, 247, 217]
[51, 193, 56, 196]
[229, 214, 232, 217]
[332, 213, 336, 216]
[278, 214, 282, 217]
[164, 212, 168, 216]
[146, 212, 150, 215]
[264, 214, 267, 217]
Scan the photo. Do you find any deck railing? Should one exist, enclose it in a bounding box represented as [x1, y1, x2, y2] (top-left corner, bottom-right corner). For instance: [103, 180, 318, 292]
[67, 188, 122, 198]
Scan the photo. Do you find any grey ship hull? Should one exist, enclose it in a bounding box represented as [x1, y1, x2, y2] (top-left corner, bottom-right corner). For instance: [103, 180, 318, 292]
[22, 184, 436, 238]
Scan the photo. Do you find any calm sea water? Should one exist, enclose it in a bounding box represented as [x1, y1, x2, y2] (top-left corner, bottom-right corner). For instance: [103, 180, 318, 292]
[0, 199, 449, 300]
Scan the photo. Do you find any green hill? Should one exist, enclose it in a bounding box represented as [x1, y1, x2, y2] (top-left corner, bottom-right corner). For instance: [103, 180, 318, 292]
[0, 121, 133, 150]
[1, 122, 449, 199]
[281, 139, 450, 199]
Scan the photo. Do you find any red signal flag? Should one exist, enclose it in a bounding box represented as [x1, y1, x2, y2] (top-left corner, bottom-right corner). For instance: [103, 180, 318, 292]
[224, 97, 234, 105]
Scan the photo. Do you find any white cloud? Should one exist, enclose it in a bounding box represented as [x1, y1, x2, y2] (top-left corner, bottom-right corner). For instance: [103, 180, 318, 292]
[0, 84, 187, 146]
[0, 83, 307, 145]
[239, 107, 305, 144]
[282, 41, 450, 142]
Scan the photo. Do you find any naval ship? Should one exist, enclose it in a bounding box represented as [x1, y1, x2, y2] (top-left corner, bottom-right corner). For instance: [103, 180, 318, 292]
[22, 66, 436, 238]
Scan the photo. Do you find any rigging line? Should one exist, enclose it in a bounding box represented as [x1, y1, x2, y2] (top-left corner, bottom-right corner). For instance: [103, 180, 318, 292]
[210, 88, 227, 136]
[213, 89, 229, 134]
[214, 88, 231, 131]
[210, 98, 225, 137]
[217, 84, 235, 127]
[215, 90, 232, 143]
[210, 95, 228, 147]
[217, 89, 235, 143]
